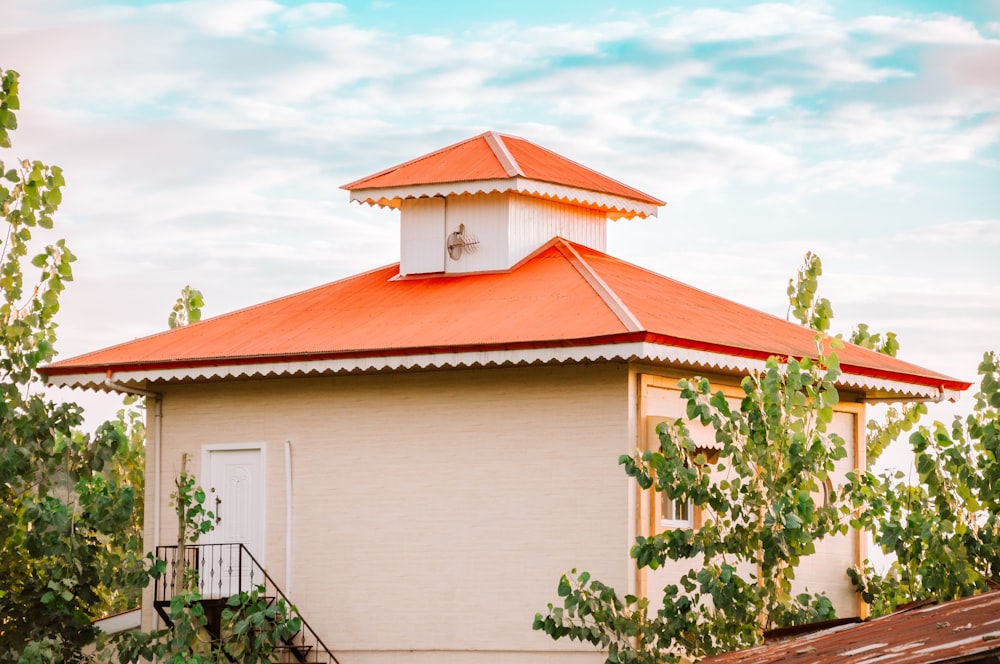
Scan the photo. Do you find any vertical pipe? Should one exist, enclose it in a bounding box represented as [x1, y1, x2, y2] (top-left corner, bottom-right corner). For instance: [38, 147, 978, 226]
[152, 395, 162, 632]
[284, 440, 293, 597]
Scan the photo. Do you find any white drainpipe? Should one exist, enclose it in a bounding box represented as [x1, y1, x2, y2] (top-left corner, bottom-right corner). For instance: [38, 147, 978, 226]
[284, 439, 293, 597]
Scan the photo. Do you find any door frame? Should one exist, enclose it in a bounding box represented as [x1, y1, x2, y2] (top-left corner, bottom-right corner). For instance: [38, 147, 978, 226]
[200, 442, 267, 567]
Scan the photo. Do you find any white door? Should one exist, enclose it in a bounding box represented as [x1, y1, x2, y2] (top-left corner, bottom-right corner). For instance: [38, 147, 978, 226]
[202, 447, 264, 597]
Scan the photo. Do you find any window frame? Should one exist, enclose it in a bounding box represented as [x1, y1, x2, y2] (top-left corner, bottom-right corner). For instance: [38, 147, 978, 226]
[657, 491, 695, 530]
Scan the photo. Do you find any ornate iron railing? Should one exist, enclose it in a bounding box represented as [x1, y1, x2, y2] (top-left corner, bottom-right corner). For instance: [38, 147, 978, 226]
[154, 543, 339, 664]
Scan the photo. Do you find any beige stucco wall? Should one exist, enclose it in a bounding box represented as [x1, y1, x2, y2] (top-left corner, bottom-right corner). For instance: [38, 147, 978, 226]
[143, 363, 632, 663]
[139, 360, 869, 662]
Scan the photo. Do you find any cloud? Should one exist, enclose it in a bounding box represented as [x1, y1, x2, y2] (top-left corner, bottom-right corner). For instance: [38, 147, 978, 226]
[167, 0, 285, 37]
[892, 219, 1000, 245]
[11, 0, 992, 213]
[281, 2, 346, 25]
[852, 14, 988, 45]
[653, 2, 845, 44]
[2, 0, 997, 400]
[9, 2, 995, 177]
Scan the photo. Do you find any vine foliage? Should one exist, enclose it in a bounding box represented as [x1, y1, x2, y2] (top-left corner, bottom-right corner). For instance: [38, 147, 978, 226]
[535, 252, 998, 662]
[0, 67, 138, 663]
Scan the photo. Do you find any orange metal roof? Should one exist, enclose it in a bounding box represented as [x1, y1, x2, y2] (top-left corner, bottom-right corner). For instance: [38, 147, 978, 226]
[341, 131, 664, 207]
[40, 238, 968, 394]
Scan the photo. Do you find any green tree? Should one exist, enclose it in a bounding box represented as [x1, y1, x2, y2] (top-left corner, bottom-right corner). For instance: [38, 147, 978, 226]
[2, 70, 271, 660]
[168, 285, 204, 329]
[784, 252, 999, 609]
[92, 395, 148, 618]
[849, 352, 1000, 614]
[786, 251, 898, 358]
[534, 350, 849, 662]
[0, 68, 136, 662]
[534, 251, 998, 662]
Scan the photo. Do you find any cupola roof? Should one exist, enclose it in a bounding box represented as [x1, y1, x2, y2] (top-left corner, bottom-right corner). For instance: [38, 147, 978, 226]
[342, 131, 663, 220]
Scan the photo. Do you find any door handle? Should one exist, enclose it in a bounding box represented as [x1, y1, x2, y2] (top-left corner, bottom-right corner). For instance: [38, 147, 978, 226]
[215, 495, 222, 524]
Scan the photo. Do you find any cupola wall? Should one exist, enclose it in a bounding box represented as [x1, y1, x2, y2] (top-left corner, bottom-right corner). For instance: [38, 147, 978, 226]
[399, 192, 606, 276]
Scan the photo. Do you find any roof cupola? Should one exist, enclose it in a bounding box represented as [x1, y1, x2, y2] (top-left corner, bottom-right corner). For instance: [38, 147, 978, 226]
[341, 131, 664, 276]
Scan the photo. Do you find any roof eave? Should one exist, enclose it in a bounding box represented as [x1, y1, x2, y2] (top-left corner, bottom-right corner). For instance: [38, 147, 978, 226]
[41, 337, 966, 402]
[348, 177, 662, 219]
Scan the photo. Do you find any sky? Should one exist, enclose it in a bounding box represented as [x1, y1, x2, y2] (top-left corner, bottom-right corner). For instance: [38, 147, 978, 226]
[1, 0, 998, 434]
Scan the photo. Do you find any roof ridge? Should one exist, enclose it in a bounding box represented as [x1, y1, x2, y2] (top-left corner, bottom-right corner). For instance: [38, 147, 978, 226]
[500, 134, 665, 206]
[553, 239, 643, 333]
[484, 131, 523, 177]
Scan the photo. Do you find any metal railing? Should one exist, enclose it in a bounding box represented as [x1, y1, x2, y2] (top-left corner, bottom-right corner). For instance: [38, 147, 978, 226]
[154, 543, 340, 664]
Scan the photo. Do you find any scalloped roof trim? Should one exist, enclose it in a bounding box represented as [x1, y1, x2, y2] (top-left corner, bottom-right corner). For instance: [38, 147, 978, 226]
[45, 341, 955, 403]
[348, 177, 661, 220]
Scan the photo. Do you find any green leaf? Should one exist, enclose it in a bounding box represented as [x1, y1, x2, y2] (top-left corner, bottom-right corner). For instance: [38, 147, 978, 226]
[43, 188, 62, 207]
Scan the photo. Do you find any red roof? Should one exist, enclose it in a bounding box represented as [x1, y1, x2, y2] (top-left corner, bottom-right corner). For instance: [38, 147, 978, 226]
[40, 238, 968, 395]
[341, 131, 664, 207]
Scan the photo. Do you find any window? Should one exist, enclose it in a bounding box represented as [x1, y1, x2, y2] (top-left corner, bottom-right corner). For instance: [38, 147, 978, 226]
[659, 492, 694, 529]
[644, 411, 714, 534]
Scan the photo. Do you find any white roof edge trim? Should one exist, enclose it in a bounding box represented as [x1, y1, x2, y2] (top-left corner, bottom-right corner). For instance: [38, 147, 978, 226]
[44, 342, 948, 401]
[348, 178, 661, 219]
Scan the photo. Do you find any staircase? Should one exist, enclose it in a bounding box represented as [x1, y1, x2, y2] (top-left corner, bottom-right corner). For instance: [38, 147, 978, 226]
[154, 543, 340, 663]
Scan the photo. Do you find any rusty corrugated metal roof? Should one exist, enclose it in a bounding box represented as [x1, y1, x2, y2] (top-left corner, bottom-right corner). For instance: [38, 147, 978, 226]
[39, 238, 969, 396]
[702, 590, 1000, 664]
